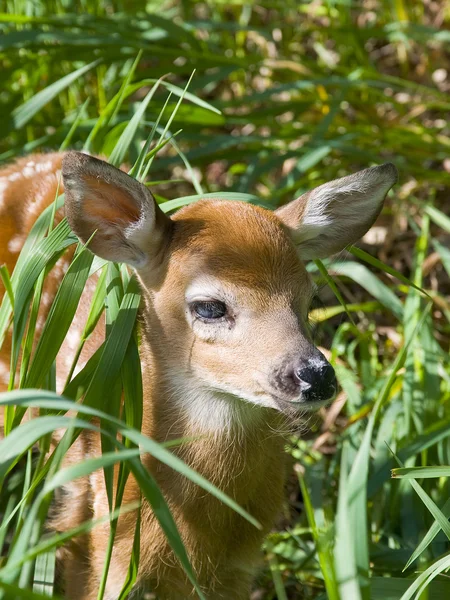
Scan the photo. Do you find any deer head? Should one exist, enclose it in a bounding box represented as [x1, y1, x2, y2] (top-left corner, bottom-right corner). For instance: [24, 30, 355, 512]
[62, 153, 397, 424]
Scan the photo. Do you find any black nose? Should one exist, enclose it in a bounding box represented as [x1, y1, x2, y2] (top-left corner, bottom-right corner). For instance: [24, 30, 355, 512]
[294, 360, 337, 403]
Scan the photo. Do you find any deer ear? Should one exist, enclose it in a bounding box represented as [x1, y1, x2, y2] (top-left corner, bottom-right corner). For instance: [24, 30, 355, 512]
[275, 163, 398, 260]
[62, 152, 173, 268]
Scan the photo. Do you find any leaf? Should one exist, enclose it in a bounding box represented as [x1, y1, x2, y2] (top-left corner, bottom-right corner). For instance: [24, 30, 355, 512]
[370, 576, 450, 600]
[0, 581, 64, 600]
[346, 303, 432, 597]
[298, 473, 339, 600]
[108, 79, 164, 167]
[348, 246, 429, 298]
[12, 60, 101, 128]
[389, 450, 450, 541]
[24, 246, 94, 388]
[334, 444, 362, 600]
[314, 260, 356, 326]
[392, 466, 450, 479]
[425, 205, 450, 234]
[328, 261, 404, 318]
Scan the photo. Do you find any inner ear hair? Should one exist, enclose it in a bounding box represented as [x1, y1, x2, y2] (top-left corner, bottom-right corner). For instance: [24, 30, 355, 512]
[275, 163, 398, 260]
[62, 152, 172, 267]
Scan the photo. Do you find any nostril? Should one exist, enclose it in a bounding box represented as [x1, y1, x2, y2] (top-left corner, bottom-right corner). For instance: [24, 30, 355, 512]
[294, 368, 312, 390]
[294, 366, 314, 386]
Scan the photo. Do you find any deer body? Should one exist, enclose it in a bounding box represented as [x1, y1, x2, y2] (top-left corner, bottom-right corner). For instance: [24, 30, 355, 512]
[0, 152, 397, 599]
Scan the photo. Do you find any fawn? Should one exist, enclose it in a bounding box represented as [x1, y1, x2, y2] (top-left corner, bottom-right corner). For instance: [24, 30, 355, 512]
[0, 152, 397, 599]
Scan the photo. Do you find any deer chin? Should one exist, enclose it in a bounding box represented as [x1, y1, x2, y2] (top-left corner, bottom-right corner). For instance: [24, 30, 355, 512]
[193, 378, 335, 419]
[272, 393, 335, 415]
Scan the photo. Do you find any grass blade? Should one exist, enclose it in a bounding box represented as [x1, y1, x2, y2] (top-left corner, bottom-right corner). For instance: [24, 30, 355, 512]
[12, 60, 101, 129]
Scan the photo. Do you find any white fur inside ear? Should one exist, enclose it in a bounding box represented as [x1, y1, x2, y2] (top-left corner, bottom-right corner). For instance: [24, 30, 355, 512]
[278, 163, 398, 259]
[296, 179, 389, 244]
[124, 205, 157, 269]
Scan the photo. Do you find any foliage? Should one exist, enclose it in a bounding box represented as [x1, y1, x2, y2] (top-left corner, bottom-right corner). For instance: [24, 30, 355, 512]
[0, 0, 450, 598]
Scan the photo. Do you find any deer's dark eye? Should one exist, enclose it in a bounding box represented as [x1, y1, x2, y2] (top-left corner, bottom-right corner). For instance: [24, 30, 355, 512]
[191, 300, 227, 321]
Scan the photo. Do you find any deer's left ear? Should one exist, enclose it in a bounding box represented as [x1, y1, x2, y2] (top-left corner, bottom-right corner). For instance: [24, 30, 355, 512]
[275, 163, 398, 260]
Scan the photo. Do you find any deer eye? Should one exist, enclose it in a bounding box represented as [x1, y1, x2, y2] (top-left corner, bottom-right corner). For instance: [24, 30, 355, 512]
[191, 300, 227, 321]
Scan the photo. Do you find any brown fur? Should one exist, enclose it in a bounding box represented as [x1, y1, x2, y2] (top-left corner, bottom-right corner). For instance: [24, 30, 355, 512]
[0, 152, 397, 599]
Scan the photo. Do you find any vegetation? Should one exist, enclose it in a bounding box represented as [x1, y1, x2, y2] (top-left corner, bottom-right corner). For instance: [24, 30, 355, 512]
[1, 0, 450, 598]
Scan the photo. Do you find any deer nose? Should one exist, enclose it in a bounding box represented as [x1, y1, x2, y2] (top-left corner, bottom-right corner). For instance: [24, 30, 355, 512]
[294, 360, 337, 403]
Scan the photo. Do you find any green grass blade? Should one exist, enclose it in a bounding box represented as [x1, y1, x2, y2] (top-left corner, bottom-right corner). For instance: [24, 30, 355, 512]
[392, 466, 450, 479]
[59, 98, 90, 151]
[348, 246, 429, 297]
[24, 245, 94, 389]
[402, 498, 450, 571]
[314, 260, 356, 326]
[389, 450, 450, 541]
[328, 261, 404, 319]
[12, 60, 101, 129]
[32, 551, 55, 596]
[0, 265, 14, 309]
[298, 474, 339, 600]
[108, 80, 164, 168]
[334, 444, 362, 600]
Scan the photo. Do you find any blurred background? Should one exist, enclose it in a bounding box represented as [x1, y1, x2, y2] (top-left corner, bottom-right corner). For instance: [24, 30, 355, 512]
[1, 1, 450, 598]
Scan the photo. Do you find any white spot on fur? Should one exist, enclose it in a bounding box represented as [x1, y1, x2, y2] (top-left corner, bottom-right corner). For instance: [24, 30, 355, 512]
[0, 179, 7, 205]
[8, 172, 21, 182]
[7, 235, 23, 253]
[22, 166, 35, 178]
[40, 291, 52, 307]
[36, 160, 53, 173]
[64, 330, 81, 368]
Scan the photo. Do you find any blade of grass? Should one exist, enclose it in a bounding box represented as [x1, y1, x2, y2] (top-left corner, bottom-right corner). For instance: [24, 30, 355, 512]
[314, 260, 356, 326]
[348, 246, 429, 298]
[389, 450, 450, 541]
[108, 79, 164, 168]
[346, 302, 432, 597]
[12, 60, 101, 129]
[23, 245, 94, 388]
[298, 473, 339, 600]
[334, 443, 362, 600]
[59, 98, 90, 151]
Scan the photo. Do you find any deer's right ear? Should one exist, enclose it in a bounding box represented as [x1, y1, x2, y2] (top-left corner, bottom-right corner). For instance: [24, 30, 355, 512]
[62, 152, 173, 268]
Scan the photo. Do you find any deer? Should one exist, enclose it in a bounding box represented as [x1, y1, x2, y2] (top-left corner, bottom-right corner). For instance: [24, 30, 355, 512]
[0, 151, 398, 599]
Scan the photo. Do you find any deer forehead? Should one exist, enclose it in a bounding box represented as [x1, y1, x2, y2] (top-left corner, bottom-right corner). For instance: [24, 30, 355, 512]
[164, 200, 312, 306]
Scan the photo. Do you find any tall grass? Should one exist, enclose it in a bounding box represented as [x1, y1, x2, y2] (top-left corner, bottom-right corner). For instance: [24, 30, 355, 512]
[1, 1, 450, 599]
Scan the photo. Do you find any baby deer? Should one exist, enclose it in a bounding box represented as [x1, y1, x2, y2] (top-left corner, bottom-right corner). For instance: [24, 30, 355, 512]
[0, 152, 397, 599]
